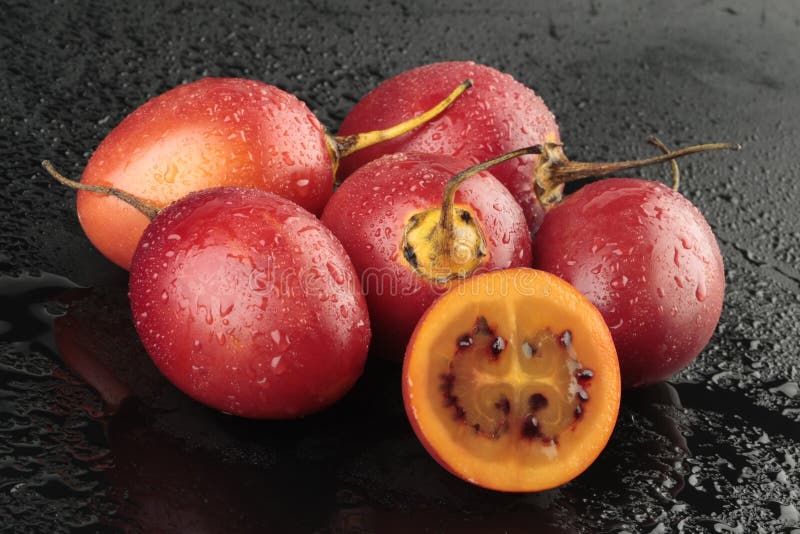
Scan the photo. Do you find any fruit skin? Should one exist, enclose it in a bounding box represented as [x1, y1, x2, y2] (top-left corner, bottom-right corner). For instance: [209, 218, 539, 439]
[403, 268, 620, 492]
[129, 187, 370, 418]
[532, 178, 725, 388]
[79, 77, 334, 270]
[321, 152, 532, 356]
[338, 61, 560, 232]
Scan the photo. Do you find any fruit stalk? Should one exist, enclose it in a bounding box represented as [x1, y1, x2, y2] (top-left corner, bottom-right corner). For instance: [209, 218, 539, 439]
[646, 136, 680, 190]
[534, 141, 742, 205]
[438, 145, 542, 237]
[41, 160, 161, 220]
[331, 79, 473, 163]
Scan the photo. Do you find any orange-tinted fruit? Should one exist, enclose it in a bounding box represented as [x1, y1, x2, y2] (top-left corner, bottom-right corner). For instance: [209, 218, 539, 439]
[403, 268, 620, 492]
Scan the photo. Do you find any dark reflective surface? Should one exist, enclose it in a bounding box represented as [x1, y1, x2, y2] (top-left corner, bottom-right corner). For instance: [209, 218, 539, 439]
[2, 1, 799, 532]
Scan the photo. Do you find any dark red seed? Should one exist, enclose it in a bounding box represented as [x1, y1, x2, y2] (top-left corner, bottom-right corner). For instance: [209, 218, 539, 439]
[528, 393, 548, 411]
[455, 406, 466, 420]
[473, 423, 481, 432]
[576, 389, 589, 402]
[490, 336, 505, 357]
[576, 368, 594, 382]
[494, 396, 511, 415]
[521, 414, 541, 438]
[457, 334, 474, 348]
[574, 404, 583, 419]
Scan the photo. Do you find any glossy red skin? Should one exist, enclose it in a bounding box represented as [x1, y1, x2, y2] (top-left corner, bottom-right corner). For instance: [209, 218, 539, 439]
[129, 187, 370, 418]
[321, 152, 532, 356]
[79, 77, 333, 270]
[338, 61, 560, 232]
[532, 178, 724, 387]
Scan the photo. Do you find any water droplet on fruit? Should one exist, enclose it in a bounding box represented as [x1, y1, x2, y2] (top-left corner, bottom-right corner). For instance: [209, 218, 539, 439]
[271, 329, 281, 344]
[696, 280, 708, 302]
[160, 290, 168, 302]
[296, 179, 309, 187]
[271, 355, 287, 375]
[673, 247, 681, 267]
[326, 262, 345, 285]
[610, 275, 628, 289]
[657, 287, 665, 298]
[674, 276, 684, 289]
[167, 234, 181, 241]
[281, 152, 295, 166]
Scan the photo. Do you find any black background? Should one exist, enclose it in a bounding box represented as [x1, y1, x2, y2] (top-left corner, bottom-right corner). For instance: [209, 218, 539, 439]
[1, 1, 799, 532]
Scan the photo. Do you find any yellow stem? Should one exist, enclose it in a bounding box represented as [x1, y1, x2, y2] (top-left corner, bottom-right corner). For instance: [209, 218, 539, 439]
[332, 79, 473, 159]
[439, 145, 542, 234]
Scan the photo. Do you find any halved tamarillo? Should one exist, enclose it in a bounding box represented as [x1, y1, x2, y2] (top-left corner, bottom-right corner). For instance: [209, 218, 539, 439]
[403, 268, 620, 492]
[66, 77, 470, 269]
[321, 147, 537, 358]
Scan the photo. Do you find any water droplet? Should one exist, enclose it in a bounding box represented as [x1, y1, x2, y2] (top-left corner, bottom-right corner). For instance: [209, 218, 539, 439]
[326, 262, 345, 285]
[610, 275, 628, 289]
[696, 280, 707, 302]
[160, 290, 169, 302]
[770, 382, 799, 398]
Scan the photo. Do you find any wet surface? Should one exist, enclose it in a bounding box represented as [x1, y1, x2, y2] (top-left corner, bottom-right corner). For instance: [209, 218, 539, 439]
[1, 0, 799, 532]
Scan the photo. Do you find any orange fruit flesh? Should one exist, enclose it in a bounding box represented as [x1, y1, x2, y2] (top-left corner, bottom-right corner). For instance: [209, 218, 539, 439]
[403, 268, 620, 492]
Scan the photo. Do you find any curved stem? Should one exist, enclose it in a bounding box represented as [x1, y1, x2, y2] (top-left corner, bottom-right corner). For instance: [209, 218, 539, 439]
[535, 140, 742, 205]
[646, 136, 680, 190]
[42, 160, 161, 220]
[438, 145, 542, 234]
[332, 79, 473, 160]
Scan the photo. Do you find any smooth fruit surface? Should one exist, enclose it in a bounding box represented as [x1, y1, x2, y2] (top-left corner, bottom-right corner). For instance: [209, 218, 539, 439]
[532, 178, 725, 388]
[79, 78, 333, 269]
[129, 187, 370, 418]
[338, 61, 560, 231]
[403, 268, 620, 492]
[321, 152, 531, 355]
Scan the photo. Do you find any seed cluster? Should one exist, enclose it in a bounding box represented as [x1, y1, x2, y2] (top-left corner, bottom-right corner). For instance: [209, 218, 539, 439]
[441, 318, 594, 445]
